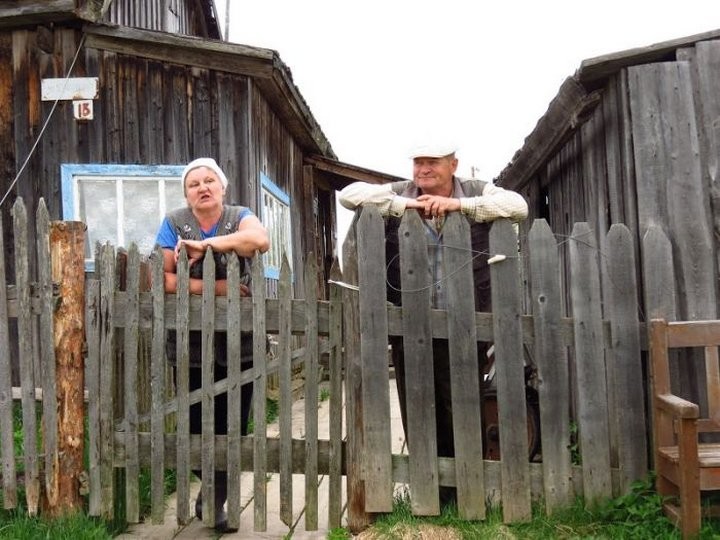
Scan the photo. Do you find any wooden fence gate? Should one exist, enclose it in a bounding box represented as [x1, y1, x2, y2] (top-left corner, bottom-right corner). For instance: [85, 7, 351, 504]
[1, 198, 683, 534]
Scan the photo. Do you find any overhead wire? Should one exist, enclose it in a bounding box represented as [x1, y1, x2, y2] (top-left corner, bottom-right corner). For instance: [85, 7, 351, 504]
[0, 32, 88, 209]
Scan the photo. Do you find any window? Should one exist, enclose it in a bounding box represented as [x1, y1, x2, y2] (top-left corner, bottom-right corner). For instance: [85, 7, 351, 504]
[260, 172, 291, 280]
[61, 164, 185, 270]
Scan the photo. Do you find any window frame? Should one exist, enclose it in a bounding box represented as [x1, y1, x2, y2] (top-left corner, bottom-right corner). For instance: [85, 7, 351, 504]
[260, 172, 292, 280]
[61, 163, 185, 271]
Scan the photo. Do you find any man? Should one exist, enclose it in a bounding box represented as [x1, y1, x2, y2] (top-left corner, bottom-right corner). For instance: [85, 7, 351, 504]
[338, 142, 528, 504]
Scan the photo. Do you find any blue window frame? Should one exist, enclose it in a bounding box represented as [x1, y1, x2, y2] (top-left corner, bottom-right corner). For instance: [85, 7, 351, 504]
[61, 164, 185, 270]
[260, 172, 291, 280]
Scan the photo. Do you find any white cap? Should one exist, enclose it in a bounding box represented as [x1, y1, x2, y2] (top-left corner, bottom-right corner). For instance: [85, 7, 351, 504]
[408, 142, 457, 159]
[182, 157, 228, 188]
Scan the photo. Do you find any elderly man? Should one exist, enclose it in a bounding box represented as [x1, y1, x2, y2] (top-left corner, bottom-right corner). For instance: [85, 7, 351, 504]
[338, 143, 528, 505]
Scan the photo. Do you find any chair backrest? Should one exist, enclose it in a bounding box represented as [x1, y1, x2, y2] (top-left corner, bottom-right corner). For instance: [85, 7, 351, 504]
[649, 319, 720, 446]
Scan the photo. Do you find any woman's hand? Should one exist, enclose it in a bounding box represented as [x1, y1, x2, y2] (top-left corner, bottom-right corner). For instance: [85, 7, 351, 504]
[175, 239, 206, 268]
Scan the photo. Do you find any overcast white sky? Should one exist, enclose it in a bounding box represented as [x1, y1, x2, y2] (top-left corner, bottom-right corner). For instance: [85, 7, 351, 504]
[214, 1, 719, 249]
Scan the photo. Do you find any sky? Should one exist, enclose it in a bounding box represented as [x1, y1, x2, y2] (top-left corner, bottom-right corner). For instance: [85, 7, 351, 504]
[213, 0, 719, 249]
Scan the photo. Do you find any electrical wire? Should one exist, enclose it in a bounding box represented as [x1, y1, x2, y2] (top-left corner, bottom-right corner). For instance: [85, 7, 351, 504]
[0, 32, 88, 209]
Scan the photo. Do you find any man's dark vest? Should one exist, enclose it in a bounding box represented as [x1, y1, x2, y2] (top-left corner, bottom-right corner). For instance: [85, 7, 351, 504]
[384, 177, 492, 312]
[165, 205, 253, 367]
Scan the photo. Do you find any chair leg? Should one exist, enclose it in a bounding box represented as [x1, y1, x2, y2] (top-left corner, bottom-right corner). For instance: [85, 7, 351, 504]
[677, 420, 700, 539]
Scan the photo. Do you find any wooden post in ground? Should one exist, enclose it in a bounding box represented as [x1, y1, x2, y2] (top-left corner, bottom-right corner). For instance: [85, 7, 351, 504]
[48, 221, 86, 515]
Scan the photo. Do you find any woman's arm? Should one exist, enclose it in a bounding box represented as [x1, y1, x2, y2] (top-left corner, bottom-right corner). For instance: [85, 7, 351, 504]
[162, 247, 245, 296]
[178, 215, 270, 259]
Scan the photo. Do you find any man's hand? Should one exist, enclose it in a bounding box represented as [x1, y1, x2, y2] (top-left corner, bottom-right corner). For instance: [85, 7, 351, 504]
[406, 195, 461, 218]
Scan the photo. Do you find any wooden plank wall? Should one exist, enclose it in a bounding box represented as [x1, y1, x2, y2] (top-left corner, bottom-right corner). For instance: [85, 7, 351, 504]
[518, 39, 720, 416]
[2, 25, 319, 294]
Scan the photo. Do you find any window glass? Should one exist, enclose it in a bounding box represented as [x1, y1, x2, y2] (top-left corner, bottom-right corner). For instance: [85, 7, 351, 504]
[61, 164, 185, 269]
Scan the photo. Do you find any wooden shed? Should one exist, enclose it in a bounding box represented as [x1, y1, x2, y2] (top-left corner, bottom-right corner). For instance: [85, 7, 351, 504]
[497, 28, 720, 322]
[0, 0, 340, 298]
[495, 28, 720, 401]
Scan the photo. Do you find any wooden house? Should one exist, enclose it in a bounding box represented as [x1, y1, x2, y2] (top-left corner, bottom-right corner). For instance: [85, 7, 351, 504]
[495, 28, 720, 400]
[0, 0, 344, 298]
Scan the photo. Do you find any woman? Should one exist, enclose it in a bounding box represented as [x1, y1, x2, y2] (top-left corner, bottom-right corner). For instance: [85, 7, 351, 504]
[155, 157, 269, 531]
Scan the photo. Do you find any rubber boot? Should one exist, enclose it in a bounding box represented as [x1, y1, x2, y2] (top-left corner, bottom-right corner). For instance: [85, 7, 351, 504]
[214, 473, 236, 532]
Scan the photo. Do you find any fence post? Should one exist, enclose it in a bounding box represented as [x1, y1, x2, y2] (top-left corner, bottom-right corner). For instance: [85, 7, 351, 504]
[48, 221, 86, 515]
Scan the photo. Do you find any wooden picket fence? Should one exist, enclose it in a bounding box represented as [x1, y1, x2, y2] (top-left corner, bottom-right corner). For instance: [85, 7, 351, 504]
[1, 198, 669, 533]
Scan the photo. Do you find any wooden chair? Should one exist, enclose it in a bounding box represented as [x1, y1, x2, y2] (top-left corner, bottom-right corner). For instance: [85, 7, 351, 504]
[649, 318, 720, 538]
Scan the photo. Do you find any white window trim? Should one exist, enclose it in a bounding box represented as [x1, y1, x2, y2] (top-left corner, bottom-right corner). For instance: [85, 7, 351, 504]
[61, 163, 185, 271]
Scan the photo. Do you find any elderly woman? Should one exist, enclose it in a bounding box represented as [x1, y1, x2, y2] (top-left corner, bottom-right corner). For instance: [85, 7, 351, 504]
[155, 157, 269, 531]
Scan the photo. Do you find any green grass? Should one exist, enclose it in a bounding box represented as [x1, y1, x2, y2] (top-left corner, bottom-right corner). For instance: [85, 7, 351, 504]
[337, 476, 720, 539]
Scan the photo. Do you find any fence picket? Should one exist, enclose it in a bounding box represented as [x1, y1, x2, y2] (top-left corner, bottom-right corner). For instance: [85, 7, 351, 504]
[0, 203, 16, 509]
[36, 201, 58, 508]
[327, 259, 343, 528]
[489, 219, 531, 522]
[444, 213, 486, 519]
[528, 219, 572, 510]
[13, 198, 39, 516]
[606, 224, 647, 491]
[98, 242, 116, 518]
[340, 213, 371, 531]
[85, 278, 101, 515]
[226, 252, 243, 531]
[357, 206, 393, 512]
[278, 254, 293, 526]
[175, 247, 191, 525]
[569, 222, 612, 503]
[252, 253, 268, 531]
[200, 250, 217, 527]
[124, 244, 141, 523]
[149, 246, 166, 524]
[398, 210, 439, 515]
[304, 254, 319, 530]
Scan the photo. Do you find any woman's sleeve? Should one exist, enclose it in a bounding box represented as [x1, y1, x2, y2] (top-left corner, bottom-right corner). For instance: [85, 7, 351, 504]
[155, 217, 177, 248]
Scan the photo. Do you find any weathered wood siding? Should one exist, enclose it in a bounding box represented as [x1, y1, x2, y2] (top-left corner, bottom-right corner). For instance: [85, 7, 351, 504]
[1, 26, 321, 294]
[104, 0, 217, 39]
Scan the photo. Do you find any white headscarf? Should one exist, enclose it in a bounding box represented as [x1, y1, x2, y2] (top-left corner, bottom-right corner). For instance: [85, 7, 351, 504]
[181, 157, 228, 188]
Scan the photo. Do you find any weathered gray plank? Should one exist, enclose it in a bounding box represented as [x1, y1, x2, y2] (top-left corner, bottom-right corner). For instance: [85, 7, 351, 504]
[629, 62, 716, 319]
[98, 243, 116, 518]
[85, 278, 101, 516]
[398, 211, 439, 515]
[175, 248, 191, 524]
[200, 251, 217, 527]
[124, 244, 140, 523]
[606, 224, 647, 492]
[489, 219, 531, 522]
[0, 203, 16, 509]
[252, 254, 268, 531]
[528, 219, 572, 510]
[569, 222, 611, 503]
[304, 255, 319, 530]
[36, 201, 57, 506]
[341, 213, 371, 531]
[150, 246, 166, 524]
[357, 206, 393, 512]
[444, 214, 484, 518]
[225, 253, 243, 531]
[693, 41, 720, 314]
[629, 61, 715, 411]
[278, 254, 293, 526]
[13, 199, 39, 515]
[327, 260, 343, 528]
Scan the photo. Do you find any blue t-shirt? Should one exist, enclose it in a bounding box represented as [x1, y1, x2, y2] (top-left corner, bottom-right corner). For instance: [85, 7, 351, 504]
[155, 207, 254, 249]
